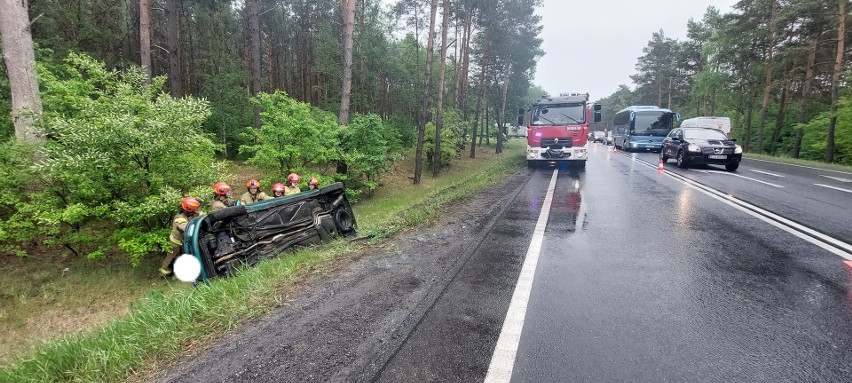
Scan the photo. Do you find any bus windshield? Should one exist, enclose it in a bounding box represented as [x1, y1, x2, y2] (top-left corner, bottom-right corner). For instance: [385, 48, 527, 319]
[633, 112, 673, 136]
[532, 103, 586, 126]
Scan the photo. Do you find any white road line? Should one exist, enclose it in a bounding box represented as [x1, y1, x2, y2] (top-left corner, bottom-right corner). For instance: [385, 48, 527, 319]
[815, 184, 852, 194]
[722, 172, 785, 188]
[659, 170, 852, 259]
[820, 175, 852, 183]
[751, 169, 785, 178]
[745, 157, 852, 175]
[484, 169, 558, 383]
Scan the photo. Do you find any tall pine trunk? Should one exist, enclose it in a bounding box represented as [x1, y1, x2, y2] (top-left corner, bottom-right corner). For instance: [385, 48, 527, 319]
[166, 0, 182, 97]
[497, 63, 510, 154]
[433, 0, 450, 176]
[770, 78, 790, 155]
[248, 0, 262, 129]
[793, 35, 818, 158]
[827, 0, 846, 163]
[756, 1, 777, 153]
[140, 0, 152, 84]
[414, 0, 438, 184]
[470, 47, 489, 159]
[339, 0, 355, 126]
[0, 0, 43, 142]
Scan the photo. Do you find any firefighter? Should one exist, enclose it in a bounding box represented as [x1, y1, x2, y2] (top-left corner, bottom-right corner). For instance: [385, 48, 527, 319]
[161, 197, 204, 278]
[272, 182, 287, 198]
[307, 177, 320, 190]
[211, 182, 233, 211]
[285, 173, 301, 195]
[240, 179, 272, 204]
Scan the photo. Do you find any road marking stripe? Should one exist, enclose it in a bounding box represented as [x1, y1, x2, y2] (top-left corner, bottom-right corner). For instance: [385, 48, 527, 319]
[652, 169, 852, 258]
[484, 169, 558, 383]
[815, 184, 852, 194]
[751, 169, 785, 178]
[623, 156, 852, 258]
[820, 175, 852, 183]
[721, 172, 784, 188]
[745, 157, 852, 175]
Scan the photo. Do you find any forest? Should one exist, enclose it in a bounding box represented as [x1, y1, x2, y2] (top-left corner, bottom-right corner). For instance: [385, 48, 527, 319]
[0, 0, 543, 262]
[596, 0, 851, 165]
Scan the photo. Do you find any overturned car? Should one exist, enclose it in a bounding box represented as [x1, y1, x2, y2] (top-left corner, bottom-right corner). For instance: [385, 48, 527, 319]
[182, 182, 356, 281]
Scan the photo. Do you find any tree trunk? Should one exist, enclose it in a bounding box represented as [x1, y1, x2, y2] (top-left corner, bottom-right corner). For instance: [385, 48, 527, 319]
[0, 0, 44, 142]
[756, 1, 777, 153]
[414, 0, 438, 184]
[792, 35, 818, 158]
[248, 0, 262, 129]
[470, 48, 488, 158]
[433, 0, 450, 176]
[770, 79, 790, 155]
[338, 0, 356, 126]
[139, 0, 152, 84]
[743, 91, 756, 152]
[166, 0, 182, 97]
[827, 0, 845, 163]
[460, 9, 474, 119]
[497, 62, 510, 154]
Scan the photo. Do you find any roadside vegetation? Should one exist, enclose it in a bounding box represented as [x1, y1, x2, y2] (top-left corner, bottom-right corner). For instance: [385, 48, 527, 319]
[0, 140, 525, 382]
[595, 1, 851, 166]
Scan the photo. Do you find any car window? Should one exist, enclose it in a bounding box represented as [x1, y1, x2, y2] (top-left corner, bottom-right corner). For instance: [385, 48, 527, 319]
[683, 128, 727, 140]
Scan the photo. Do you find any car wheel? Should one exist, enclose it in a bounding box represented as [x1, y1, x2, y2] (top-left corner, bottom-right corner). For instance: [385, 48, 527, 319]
[676, 151, 688, 169]
[725, 162, 739, 172]
[660, 150, 668, 163]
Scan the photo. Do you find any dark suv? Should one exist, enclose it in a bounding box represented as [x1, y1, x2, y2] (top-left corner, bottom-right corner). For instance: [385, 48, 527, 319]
[660, 127, 742, 171]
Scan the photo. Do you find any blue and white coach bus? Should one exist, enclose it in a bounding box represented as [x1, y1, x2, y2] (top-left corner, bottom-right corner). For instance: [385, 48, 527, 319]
[612, 106, 680, 152]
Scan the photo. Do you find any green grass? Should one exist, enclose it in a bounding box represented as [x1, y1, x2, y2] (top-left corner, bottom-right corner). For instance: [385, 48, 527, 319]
[0, 141, 525, 383]
[743, 152, 852, 173]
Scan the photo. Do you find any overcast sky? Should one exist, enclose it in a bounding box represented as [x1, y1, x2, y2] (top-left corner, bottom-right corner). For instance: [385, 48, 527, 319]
[533, 0, 739, 101]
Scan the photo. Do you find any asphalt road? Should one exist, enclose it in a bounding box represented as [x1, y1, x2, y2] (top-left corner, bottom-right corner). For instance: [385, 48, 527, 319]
[154, 144, 852, 382]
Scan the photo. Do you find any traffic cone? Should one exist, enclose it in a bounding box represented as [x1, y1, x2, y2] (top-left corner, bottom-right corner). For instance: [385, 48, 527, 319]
[657, 158, 665, 172]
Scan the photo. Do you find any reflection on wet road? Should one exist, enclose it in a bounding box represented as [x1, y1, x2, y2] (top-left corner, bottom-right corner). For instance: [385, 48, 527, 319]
[507, 145, 852, 382]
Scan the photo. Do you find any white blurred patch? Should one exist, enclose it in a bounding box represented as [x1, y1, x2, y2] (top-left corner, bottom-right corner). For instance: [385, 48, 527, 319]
[173, 254, 201, 282]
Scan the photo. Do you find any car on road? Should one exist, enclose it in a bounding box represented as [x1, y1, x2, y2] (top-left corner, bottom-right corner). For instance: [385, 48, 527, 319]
[591, 131, 606, 143]
[660, 127, 742, 171]
[603, 131, 613, 145]
[183, 182, 357, 281]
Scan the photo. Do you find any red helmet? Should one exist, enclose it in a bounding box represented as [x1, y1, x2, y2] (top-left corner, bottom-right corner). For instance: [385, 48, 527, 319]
[213, 182, 231, 196]
[308, 177, 319, 187]
[246, 179, 260, 189]
[272, 183, 286, 193]
[181, 197, 201, 213]
[288, 173, 301, 184]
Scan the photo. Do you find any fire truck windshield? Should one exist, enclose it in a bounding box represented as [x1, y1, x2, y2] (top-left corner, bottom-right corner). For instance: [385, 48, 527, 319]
[532, 103, 586, 126]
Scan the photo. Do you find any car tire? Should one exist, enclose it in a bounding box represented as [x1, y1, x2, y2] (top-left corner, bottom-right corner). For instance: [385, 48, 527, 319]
[660, 150, 668, 163]
[725, 162, 739, 172]
[676, 150, 688, 169]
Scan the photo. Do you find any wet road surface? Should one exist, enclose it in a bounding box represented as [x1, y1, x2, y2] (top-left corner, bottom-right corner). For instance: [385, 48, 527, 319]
[154, 144, 852, 382]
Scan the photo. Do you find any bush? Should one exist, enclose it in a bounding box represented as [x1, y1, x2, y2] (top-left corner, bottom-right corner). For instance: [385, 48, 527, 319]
[0, 53, 222, 264]
[240, 91, 340, 179]
[339, 114, 401, 198]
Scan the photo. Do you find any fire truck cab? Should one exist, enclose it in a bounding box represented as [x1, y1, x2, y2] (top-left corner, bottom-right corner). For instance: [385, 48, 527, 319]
[518, 93, 602, 168]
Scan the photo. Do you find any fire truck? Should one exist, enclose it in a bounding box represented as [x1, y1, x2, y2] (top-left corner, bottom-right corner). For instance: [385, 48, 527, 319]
[517, 93, 601, 168]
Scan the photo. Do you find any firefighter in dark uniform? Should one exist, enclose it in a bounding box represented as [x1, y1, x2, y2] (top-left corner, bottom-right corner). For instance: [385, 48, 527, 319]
[161, 197, 204, 278]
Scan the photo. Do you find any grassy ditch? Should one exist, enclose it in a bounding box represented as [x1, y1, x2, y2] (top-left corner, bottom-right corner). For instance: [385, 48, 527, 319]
[743, 152, 852, 173]
[0, 140, 524, 383]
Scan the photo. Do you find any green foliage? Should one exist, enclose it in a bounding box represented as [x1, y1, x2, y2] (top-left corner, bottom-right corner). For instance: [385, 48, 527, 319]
[339, 114, 402, 198]
[0, 64, 12, 139]
[0, 53, 221, 263]
[795, 97, 852, 165]
[240, 91, 340, 179]
[424, 116, 461, 169]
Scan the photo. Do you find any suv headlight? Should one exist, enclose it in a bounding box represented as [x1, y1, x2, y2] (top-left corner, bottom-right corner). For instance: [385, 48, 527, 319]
[734, 145, 742, 154]
[688, 144, 701, 152]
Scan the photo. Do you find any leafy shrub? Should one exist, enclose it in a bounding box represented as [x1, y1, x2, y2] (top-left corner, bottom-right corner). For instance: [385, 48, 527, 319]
[0, 53, 222, 264]
[240, 91, 340, 179]
[339, 114, 401, 198]
[424, 109, 465, 169]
